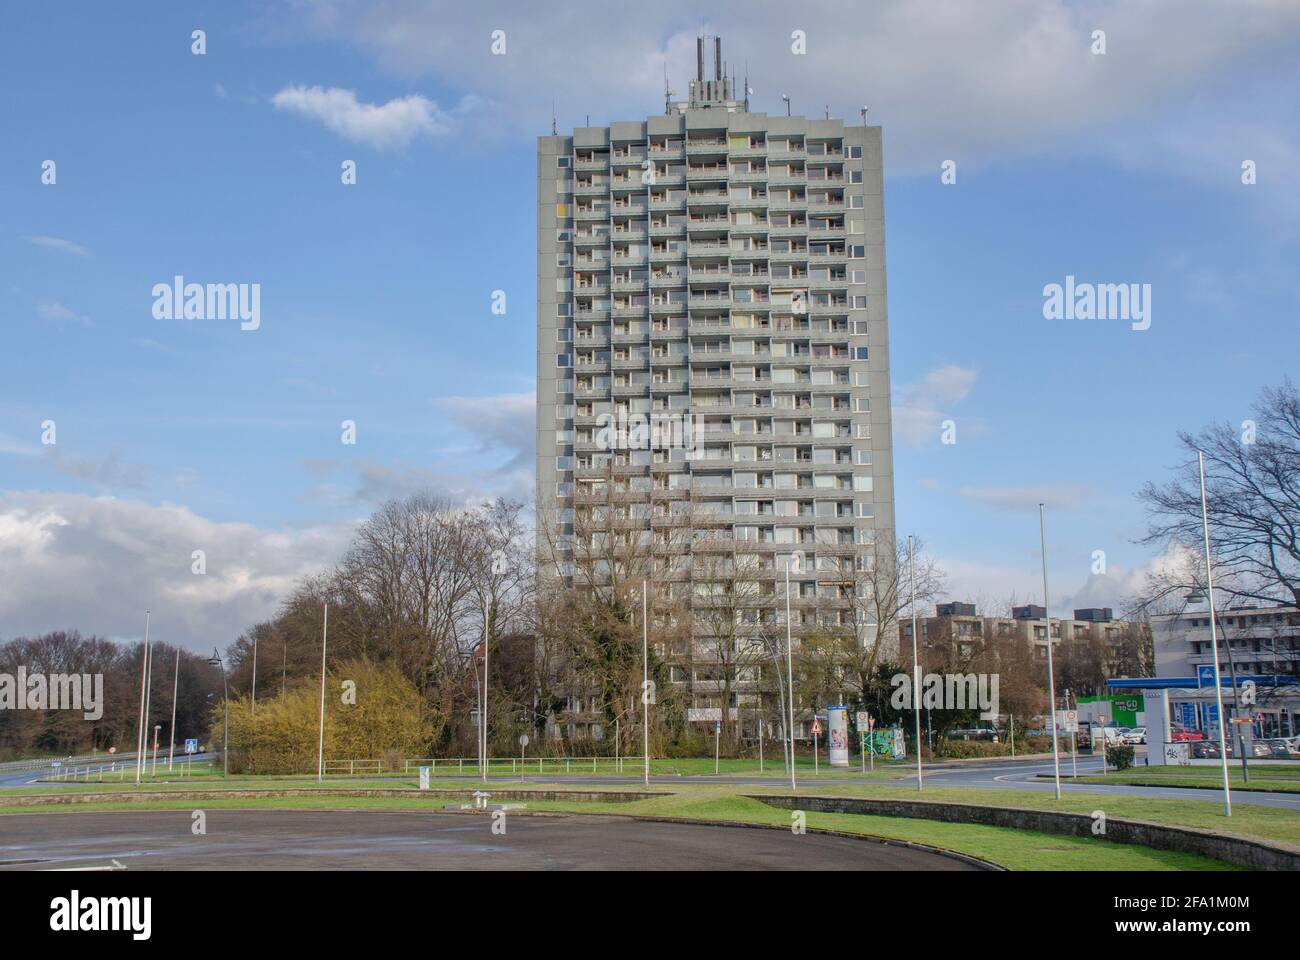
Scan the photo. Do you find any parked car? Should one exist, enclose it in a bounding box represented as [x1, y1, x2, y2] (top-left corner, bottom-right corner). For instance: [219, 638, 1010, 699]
[1252, 739, 1292, 759]
[1171, 728, 1205, 742]
[1282, 736, 1300, 759]
[1191, 740, 1221, 759]
[1123, 727, 1147, 745]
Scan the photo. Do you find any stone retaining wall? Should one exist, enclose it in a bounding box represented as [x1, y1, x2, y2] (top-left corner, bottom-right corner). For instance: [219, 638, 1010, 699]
[750, 794, 1300, 870]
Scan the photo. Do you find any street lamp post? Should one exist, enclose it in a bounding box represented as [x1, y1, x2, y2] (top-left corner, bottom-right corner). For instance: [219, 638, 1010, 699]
[167, 648, 179, 772]
[251, 629, 258, 715]
[317, 602, 328, 783]
[1196, 450, 1233, 817]
[206, 648, 229, 779]
[784, 552, 801, 791]
[1038, 504, 1063, 801]
[481, 596, 490, 783]
[1065, 688, 1077, 779]
[152, 724, 161, 775]
[908, 535, 923, 791]
[642, 581, 650, 787]
[134, 611, 151, 785]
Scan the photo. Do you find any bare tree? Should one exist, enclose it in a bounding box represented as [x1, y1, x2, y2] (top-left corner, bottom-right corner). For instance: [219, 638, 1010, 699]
[1138, 378, 1300, 608]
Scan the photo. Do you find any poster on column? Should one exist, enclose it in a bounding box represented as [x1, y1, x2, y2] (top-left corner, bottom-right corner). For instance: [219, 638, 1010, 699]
[827, 705, 849, 766]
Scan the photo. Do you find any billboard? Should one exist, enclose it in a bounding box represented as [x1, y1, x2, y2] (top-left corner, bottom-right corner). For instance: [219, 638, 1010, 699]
[827, 705, 849, 767]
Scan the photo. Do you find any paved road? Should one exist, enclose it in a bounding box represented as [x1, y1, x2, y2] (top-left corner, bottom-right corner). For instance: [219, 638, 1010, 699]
[6, 752, 1295, 811]
[423, 755, 1300, 811]
[0, 810, 982, 871]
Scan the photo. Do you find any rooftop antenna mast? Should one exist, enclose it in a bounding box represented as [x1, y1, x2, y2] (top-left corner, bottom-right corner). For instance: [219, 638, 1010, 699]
[551, 98, 556, 136]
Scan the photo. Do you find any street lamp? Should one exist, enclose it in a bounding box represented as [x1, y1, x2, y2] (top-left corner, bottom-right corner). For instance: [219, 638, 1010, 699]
[206, 648, 228, 779]
[784, 551, 802, 791]
[642, 580, 650, 787]
[1193, 449, 1234, 816]
[1038, 504, 1063, 801]
[908, 535, 924, 790]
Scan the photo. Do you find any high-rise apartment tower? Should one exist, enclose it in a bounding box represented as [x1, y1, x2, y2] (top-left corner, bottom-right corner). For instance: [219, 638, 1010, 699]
[536, 38, 896, 737]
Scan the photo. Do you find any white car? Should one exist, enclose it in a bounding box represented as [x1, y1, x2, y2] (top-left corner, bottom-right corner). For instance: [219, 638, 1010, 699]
[1122, 727, 1146, 745]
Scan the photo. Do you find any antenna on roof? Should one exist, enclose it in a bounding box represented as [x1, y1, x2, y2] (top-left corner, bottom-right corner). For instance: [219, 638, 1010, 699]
[551, 98, 557, 136]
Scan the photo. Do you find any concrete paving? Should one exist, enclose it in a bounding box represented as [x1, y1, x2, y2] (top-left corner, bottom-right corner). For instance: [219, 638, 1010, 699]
[0, 809, 982, 871]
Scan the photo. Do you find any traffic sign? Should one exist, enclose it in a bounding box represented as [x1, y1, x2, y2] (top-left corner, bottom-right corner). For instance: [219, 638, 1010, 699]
[856, 711, 869, 728]
[811, 720, 822, 735]
[184, 739, 198, 755]
[1197, 664, 1216, 687]
[519, 734, 530, 747]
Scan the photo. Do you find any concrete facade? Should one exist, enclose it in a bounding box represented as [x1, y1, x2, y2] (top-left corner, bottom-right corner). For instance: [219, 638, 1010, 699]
[536, 41, 896, 737]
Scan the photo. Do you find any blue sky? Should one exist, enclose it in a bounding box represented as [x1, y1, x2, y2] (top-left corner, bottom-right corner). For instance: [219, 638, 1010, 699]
[2, 1, 1298, 648]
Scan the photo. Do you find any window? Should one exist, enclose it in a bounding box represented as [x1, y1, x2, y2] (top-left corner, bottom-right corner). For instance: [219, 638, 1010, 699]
[852, 320, 868, 335]
[850, 270, 866, 284]
[855, 424, 871, 439]
[557, 353, 572, 367]
[557, 303, 572, 317]
[848, 195, 864, 208]
[853, 475, 873, 492]
[557, 156, 572, 168]
[847, 146, 863, 159]
[852, 295, 868, 309]
[556, 404, 574, 420]
[854, 398, 870, 413]
[853, 347, 869, 360]
[855, 502, 874, 518]
[849, 245, 865, 258]
[853, 371, 870, 386]
[558, 229, 572, 242]
[556, 481, 573, 496]
[556, 456, 573, 471]
[556, 328, 572, 343]
[855, 449, 872, 465]
[849, 170, 863, 183]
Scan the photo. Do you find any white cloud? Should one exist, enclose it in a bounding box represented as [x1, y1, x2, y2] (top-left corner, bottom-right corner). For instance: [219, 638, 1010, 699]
[280, 0, 1300, 174]
[37, 300, 89, 326]
[433, 392, 535, 471]
[958, 484, 1099, 512]
[28, 235, 89, 256]
[0, 492, 354, 649]
[271, 84, 462, 149]
[43, 449, 149, 490]
[894, 364, 976, 446]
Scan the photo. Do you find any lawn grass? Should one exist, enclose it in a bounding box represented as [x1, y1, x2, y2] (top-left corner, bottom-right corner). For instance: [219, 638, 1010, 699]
[7, 773, 1298, 850]
[8, 768, 1297, 870]
[0, 784, 1235, 871]
[1070, 774, 1300, 793]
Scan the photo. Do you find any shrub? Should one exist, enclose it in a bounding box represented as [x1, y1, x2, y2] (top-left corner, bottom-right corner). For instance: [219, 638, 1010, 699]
[214, 658, 434, 774]
[936, 739, 1014, 759]
[1106, 743, 1135, 771]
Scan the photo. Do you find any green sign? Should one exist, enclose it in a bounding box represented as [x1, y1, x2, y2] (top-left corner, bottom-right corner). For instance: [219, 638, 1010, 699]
[1079, 694, 1144, 728]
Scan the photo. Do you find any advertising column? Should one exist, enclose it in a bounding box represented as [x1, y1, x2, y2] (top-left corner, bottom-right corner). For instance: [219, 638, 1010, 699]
[827, 705, 849, 767]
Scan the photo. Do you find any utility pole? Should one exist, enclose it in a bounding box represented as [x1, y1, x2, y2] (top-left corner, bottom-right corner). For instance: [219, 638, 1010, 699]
[1039, 505, 1063, 800]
